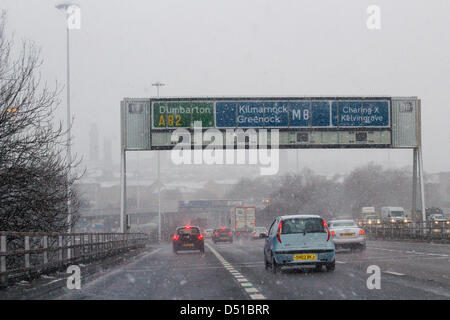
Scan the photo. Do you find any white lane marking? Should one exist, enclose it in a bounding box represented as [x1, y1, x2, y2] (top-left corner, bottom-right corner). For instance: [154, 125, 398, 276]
[249, 294, 266, 300]
[206, 243, 266, 300]
[427, 253, 448, 257]
[373, 247, 449, 257]
[241, 282, 253, 287]
[336, 260, 346, 264]
[43, 279, 64, 286]
[384, 271, 406, 276]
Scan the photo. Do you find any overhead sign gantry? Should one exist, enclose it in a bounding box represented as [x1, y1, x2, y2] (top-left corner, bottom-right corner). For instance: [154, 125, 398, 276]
[120, 96, 425, 234]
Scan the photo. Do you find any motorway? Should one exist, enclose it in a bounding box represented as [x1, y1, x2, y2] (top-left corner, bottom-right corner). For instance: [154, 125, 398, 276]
[54, 239, 450, 300]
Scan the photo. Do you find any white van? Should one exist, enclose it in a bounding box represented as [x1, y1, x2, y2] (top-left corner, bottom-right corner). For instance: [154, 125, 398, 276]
[381, 207, 409, 224]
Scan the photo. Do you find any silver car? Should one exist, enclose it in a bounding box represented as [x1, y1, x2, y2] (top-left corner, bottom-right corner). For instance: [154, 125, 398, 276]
[251, 227, 268, 240]
[328, 219, 366, 250]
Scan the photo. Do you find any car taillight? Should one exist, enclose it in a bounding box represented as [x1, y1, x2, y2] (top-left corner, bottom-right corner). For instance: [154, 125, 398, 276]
[198, 234, 204, 240]
[276, 221, 282, 243]
[331, 231, 335, 237]
[359, 229, 365, 235]
[228, 232, 232, 235]
[173, 235, 179, 241]
[215, 232, 219, 236]
[323, 219, 330, 241]
[185, 225, 191, 229]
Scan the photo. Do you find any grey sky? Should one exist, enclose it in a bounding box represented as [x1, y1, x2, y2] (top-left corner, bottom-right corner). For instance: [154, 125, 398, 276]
[1, 0, 449, 174]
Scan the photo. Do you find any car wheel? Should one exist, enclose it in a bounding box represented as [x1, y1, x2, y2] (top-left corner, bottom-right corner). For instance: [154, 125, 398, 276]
[200, 246, 205, 254]
[360, 244, 366, 251]
[264, 252, 269, 270]
[314, 264, 322, 272]
[326, 260, 335, 272]
[271, 257, 279, 274]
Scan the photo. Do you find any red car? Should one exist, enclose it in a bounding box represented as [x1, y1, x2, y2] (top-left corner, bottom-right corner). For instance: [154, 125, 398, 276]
[173, 226, 204, 254]
[212, 227, 233, 244]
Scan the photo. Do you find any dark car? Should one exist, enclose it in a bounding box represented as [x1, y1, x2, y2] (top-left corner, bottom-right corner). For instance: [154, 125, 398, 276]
[172, 226, 204, 254]
[212, 227, 233, 244]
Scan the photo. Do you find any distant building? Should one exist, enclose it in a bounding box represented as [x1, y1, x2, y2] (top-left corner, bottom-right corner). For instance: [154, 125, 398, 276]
[103, 137, 113, 178]
[89, 124, 99, 162]
[426, 172, 450, 208]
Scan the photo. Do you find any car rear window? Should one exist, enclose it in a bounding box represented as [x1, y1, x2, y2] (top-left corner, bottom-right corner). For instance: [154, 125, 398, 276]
[215, 229, 230, 233]
[177, 227, 200, 235]
[281, 218, 325, 234]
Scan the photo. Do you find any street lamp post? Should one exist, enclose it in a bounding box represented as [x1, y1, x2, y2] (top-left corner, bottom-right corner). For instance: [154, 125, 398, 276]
[55, 3, 76, 234]
[152, 82, 165, 243]
[56, 2, 79, 260]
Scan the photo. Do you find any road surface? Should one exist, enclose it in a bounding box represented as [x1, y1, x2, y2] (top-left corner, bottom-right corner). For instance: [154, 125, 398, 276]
[54, 239, 450, 300]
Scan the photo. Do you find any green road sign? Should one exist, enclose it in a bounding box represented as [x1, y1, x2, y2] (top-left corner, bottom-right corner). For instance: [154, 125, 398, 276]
[152, 101, 214, 129]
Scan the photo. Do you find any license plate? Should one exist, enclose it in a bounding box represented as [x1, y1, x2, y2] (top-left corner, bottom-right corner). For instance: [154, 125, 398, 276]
[220, 237, 228, 240]
[340, 233, 355, 236]
[183, 243, 194, 247]
[294, 254, 316, 261]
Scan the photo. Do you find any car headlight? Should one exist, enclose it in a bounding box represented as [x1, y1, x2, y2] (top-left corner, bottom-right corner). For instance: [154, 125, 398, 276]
[377, 220, 381, 224]
[404, 219, 408, 223]
[434, 221, 438, 224]
[391, 219, 395, 223]
[368, 221, 372, 224]
[446, 221, 449, 224]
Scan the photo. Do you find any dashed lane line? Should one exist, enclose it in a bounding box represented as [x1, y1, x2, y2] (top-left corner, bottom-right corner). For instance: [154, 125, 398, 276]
[384, 271, 406, 276]
[206, 242, 266, 300]
[372, 247, 449, 257]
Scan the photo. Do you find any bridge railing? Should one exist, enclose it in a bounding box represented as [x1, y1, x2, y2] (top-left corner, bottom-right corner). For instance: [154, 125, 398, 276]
[0, 232, 148, 287]
[362, 223, 450, 241]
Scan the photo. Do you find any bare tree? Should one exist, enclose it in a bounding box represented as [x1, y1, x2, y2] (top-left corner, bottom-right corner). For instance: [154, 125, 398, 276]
[0, 12, 82, 232]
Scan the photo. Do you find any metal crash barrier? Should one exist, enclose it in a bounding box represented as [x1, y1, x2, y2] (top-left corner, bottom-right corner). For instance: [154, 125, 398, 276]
[0, 232, 148, 287]
[362, 223, 450, 241]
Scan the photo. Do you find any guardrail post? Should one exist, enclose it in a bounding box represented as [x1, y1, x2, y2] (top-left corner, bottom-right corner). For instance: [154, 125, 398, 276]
[24, 236, 30, 269]
[43, 236, 48, 265]
[80, 234, 84, 261]
[101, 234, 104, 256]
[1, 235, 6, 286]
[58, 236, 63, 263]
[89, 234, 93, 260]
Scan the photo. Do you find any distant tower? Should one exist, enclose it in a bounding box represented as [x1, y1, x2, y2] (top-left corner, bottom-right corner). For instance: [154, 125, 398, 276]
[89, 124, 99, 162]
[103, 137, 112, 170]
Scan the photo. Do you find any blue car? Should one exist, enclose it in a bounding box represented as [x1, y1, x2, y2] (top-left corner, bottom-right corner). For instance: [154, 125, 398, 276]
[263, 215, 335, 273]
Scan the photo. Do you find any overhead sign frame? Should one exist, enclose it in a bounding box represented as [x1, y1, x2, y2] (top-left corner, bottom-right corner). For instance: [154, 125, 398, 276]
[119, 96, 425, 234]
